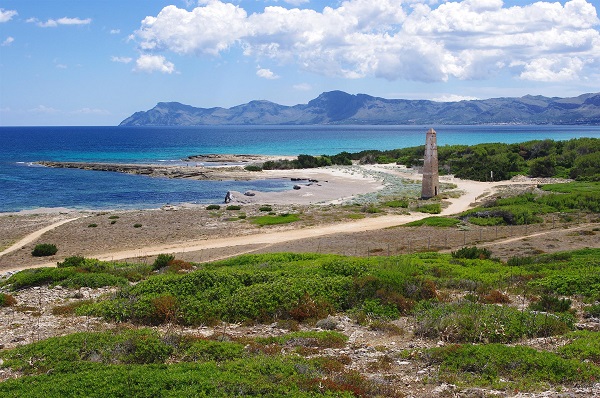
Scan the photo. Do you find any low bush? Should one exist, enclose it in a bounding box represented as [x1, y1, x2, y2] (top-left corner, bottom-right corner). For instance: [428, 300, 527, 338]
[153, 253, 175, 270]
[31, 243, 57, 257]
[584, 304, 600, 318]
[451, 246, 492, 260]
[404, 216, 460, 227]
[416, 203, 441, 214]
[529, 295, 572, 313]
[133, 223, 142, 228]
[258, 206, 272, 212]
[226, 205, 241, 211]
[206, 204, 221, 210]
[558, 331, 600, 364]
[0, 292, 17, 307]
[87, 223, 98, 228]
[251, 213, 300, 226]
[244, 164, 262, 171]
[427, 343, 600, 389]
[383, 199, 409, 208]
[415, 301, 574, 343]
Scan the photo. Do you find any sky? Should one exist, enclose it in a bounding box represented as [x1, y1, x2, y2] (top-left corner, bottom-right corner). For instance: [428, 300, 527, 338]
[0, 0, 599, 126]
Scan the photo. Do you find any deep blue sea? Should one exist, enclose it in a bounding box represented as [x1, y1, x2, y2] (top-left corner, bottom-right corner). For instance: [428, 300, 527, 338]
[1, 125, 599, 213]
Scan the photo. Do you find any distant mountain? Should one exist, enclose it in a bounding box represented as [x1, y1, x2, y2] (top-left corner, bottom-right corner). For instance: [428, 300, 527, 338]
[119, 91, 600, 126]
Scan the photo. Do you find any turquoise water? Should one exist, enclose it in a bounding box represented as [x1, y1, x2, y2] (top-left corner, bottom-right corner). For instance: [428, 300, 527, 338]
[1, 125, 599, 212]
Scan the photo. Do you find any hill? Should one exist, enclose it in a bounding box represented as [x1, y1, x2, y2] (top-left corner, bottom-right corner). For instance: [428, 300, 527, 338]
[120, 90, 600, 126]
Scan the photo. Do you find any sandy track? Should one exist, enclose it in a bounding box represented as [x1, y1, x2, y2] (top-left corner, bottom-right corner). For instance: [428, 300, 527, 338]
[0, 218, 81, 259]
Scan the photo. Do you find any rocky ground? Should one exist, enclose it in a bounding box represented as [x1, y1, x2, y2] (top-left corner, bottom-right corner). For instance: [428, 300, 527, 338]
[1, 282, 599, 397]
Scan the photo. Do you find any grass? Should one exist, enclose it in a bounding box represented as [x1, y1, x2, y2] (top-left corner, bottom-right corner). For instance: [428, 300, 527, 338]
[403, 216, 460, 227]
[251, 213, 300, 226]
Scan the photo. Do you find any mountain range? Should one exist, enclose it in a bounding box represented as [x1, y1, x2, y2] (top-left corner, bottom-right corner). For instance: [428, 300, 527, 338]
[119, 90, 600, 126]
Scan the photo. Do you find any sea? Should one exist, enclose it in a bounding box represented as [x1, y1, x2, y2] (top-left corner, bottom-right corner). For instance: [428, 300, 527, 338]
[1, 125, 599, 213]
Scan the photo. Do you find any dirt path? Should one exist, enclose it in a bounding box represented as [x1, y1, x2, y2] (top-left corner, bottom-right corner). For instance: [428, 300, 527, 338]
[0, 217, 81, 259]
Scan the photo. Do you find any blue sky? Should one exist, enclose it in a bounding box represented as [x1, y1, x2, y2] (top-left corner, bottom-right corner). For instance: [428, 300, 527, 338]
[1, 0, 599, 126]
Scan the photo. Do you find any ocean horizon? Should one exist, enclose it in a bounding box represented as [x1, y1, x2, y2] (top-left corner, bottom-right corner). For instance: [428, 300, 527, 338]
[1, 125, 599, 213]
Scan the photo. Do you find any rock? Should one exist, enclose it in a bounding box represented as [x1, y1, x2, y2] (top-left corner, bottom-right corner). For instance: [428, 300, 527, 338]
[243, 191, 256, 197]
[224, 191, 233, 203]
[293, 185, 301, 190]
[316, 316, 338, 330]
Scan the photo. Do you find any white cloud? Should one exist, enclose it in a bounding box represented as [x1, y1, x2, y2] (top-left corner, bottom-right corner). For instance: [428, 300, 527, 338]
[0, 8, 17, 23]
[2, 36, 14, 46]
[432, 94, 480, 102]
[55, 63, 68, 69]
[28, 17, 92, 28]
[283, 0, 310, 5]
[256, 67, 279, 79]
[132, 0, 600, 83]
[111, 56, 133, 64]
[72, 108, 110, 115]
[110, 29, 121, 34]
[293, 83, 312, 91]
[519, 57, 586, 82]
[29, 105, 60, 114]
[134, 54, 175, 73]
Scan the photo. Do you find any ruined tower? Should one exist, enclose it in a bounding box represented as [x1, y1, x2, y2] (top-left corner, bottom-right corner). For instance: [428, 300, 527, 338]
[421, 128, 439, 199]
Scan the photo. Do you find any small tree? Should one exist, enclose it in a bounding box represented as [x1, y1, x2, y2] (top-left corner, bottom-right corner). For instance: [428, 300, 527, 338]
[32, 243, 58, 257]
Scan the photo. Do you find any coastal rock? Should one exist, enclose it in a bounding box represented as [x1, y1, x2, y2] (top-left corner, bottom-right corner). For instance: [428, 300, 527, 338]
[293, 185, 301, 190]
[244, 191, 256, 197]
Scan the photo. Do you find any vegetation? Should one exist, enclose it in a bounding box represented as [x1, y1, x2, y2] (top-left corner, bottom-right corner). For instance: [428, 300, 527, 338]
[31, 243, 58, 257]
[3, 247, 600, 394]
[0, 292, 17, 307]
[427, 343, 600, 389]
[403, 216, 460, 227]
[251, 213, 300, 226]
[0, 328, 369, 397]
[460, 181, 600, 226]
[225, 205, 241, 211]
[205, 204, 221, 210]
[342, 137, 600, 181]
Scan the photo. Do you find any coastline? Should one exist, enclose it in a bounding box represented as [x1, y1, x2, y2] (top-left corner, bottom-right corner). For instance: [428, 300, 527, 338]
[1, 157, 577, 274]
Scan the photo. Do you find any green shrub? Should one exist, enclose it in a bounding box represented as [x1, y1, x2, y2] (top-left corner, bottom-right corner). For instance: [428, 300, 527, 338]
[226, 205, 241, 211]
[415, 302, 574, 343]
[451, 246, 492, 260]
[31, 243, 58, 257]
[558, 331, 600, 363]
[416, 203, 441, 214]
[428, 343, 600, 389]
[244, 164, 263, 171]
[383, 199, 408, 208]
[468, 216, 505, 226]
[153, 254, 175, 270]
[108, 215, 119, 219]
[133, 223, 142, 228]
[404, 217, 460, 227]
[529, 295, 572, 313]
[584, 304, 600, 318]
[258, 206, 272, 212]
[206, 204, 221, 210]
[251, 213, 300, 226]
[57, 256, 87, 268]
[0, 292, 17, 307]
[88, 223, 98, 228]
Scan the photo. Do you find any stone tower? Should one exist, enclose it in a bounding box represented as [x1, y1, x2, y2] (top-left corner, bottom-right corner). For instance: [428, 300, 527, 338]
[421, 128, 439, 199]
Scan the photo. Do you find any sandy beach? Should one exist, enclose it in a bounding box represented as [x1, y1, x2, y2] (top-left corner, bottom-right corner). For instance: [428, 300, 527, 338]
[1, 160, 595, 274]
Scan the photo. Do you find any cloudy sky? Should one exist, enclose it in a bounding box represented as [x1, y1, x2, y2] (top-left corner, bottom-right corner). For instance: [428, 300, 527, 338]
[1, 0, 599, 125]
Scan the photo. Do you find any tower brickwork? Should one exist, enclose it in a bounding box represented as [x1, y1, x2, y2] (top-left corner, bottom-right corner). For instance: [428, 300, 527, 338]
[421, 128, 439, 199]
